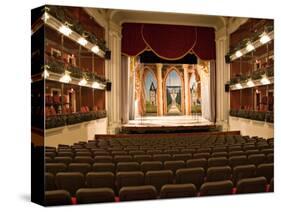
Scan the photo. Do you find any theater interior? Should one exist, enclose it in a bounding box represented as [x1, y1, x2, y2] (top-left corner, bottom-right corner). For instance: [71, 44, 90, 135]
[31, 5, 274, 206]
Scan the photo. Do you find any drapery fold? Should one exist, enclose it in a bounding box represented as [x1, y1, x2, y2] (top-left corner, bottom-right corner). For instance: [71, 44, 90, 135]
[122, 23, 216, 60]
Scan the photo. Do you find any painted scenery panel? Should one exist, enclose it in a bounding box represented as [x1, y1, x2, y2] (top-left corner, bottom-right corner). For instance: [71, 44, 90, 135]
[145, 71, 157, 114]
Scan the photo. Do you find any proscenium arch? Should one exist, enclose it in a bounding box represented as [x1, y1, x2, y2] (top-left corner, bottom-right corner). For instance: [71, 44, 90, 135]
[142, 66, 158, 115]
[163, 66, 185, 115]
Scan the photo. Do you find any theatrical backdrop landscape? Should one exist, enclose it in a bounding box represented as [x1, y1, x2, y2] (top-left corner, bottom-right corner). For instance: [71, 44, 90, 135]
[31, 5, 274, 206]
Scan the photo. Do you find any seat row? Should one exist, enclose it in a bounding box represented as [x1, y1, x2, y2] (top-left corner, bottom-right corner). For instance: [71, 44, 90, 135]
[45, 177, 274, 205]
[46, 163, 273, 194]
[45, 154, 274, 171]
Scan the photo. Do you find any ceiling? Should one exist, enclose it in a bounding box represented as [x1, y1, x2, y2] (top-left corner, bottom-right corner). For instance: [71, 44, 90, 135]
[107, 9, 227, 30]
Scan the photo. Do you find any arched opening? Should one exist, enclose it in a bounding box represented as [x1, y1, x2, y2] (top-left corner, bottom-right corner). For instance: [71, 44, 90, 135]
[165, 69, 183, 115]
[143, 70, 158, 115]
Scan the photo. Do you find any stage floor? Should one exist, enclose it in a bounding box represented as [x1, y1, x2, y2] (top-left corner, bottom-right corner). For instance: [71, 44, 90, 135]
[123, 115, 213, 127]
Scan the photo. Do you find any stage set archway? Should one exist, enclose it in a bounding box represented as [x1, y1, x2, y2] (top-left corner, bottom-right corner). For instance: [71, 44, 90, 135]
[122, 23, 216, 123]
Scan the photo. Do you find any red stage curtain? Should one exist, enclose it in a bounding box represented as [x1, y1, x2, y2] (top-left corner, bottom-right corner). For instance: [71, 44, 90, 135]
[192, 27, 216, 60]
[142, 24, 197, 60]
[121, 23, 216, 60]
[121, 23, 147, 56]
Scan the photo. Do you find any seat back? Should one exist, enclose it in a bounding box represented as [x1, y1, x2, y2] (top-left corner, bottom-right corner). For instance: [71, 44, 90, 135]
[256, 163, 274, 183]
[45, 190, 72, 206]
[153, 154, 171, 162]
[76, 188, 115, 203]
[164, 160, 185, 174]
[236, 177, 267, 194]
[200, 180, 233, 196]
[232, 164, 256, 185]
[86, 172, 115, 190]
[206, 166, 232, 182]
[193, 153, 210, 159]
[94, 156, 113, 163]
[141, 161, 163, 173]
[229, 155, 248, 168]
[73, 156, 94, 164]
[160, 184, 197, 198]
[45, 172, 56, 191]
[53, 156, 72, 164]
[208, 157, 228, 167]
[116, 171, 144, 191]
[176, 168, 205, 189]
[55, 172, 85, 196]
[46, 163, 67, 175]
[172, 153, 192, 161]
[119, 185, 157, 201]
[116, 162, 140, 172]
[92, 163, 115, 172]
[186, 158, 207, 169]
[68, 163, 92, 175]
[114, 155, 133, 163]
[145, 170, 173, 192]
[133, 155, 152, 163]
[248, 154, 266, 166]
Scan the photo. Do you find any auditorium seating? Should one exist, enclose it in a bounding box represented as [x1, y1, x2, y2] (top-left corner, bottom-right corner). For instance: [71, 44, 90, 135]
[76, 188, 115, 204]
[44, 134, 274, 205]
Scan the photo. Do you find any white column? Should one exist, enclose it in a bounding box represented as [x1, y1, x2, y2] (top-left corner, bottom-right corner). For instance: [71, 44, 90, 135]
[107, 21, 122, 134]
[156, 63, 163, 116]
[183, 64, 189, 115]
[215, 27, 230, 130]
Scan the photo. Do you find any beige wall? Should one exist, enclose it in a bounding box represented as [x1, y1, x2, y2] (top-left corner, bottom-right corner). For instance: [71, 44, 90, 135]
[229, 116, 273, 139]
[45, 118, 107, 147]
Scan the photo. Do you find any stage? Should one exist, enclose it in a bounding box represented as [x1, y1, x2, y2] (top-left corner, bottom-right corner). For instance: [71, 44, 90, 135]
[121, 115, 217, 134]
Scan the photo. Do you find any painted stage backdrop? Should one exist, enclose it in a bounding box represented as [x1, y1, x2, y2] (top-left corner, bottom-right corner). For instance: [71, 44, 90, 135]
[166, 70, 182, 115]
[145, 71, 157, 114]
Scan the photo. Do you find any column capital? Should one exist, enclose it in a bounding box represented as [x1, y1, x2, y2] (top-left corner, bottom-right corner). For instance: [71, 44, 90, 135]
[156, 63, 163, 69]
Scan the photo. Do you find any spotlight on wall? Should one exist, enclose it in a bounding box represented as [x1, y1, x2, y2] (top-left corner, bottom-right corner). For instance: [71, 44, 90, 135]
[77, 37, 88, 46]
[235, 83, 243, 89]
[42, 12, 50, 23]
[59, 25, 72, 36]
[59, 71, 72, 83]
[42, 69, 49, 79]
[260, 32, 270, 44]
[235, 50, 243, 58]
[91, 45, 100, 54]
[260, 75, 270, 85]
[246, 79, 255, 87]
[92, 81, 106, 89]
[78, 78, 87, 86]
[246, 42, 255, 52]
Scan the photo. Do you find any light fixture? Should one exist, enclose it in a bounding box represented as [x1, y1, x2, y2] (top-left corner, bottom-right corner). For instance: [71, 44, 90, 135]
[42, 69, 49, 79]
[260, 75, 270, 85]
[92, 81, 105, 89]
[235, 83, 243, 89]
[59, 71, 72, 83]
[246, 42, 255, 52]
[246, 79, 255, 87]
[91, 45, 100, 54]
[235, 50, 243, 58]
[59, 25, 72, 36]
[260, 32, 270, 44]
[41, 12, 50, 22]
[77, 37, 88, 46]
[92, 81, 100, 89]
[78, 78, 87, 86]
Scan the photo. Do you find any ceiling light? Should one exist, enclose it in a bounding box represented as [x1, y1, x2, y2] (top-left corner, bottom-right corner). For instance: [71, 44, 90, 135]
[78, 78, 87, 86]
[41, 12, 49, 23]
[246, 42, 255, 52]
[246, 79, 255, 87]
[235, 50, 242, 58]
[77, 37, 88, 46]
[91, 45, 100, 54]
[260, 32, 270, 44]
[235, 83, 243, 89]
[260, 75, 270, 85]
[59, 71, 72, 83]
[59, 25, 72, 36]
[42, 69, 49, 79]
